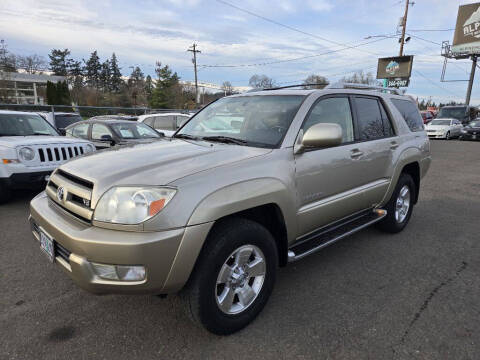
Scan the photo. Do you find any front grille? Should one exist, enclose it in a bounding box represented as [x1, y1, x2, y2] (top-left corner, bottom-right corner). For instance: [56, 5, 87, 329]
[46, 170, 94, 222]
[36, 144, 85, 164]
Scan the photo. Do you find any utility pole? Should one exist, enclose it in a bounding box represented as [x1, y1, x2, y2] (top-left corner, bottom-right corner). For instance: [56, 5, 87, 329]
[465, 55, 477, 105]
[399, 0, 414, 56]
[187, 43, 201, 105]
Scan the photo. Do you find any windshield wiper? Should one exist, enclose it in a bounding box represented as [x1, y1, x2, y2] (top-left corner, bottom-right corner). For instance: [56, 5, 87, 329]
[32, 132, 51, 136]
[174, 133, 200, 140]
[201, 136, 247, 145]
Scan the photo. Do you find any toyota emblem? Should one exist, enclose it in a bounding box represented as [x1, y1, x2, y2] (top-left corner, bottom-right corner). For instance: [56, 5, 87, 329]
[56, 186, 65, 202]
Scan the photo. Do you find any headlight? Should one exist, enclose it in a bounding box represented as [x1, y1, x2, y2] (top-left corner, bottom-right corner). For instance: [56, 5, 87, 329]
[461, 129, 467, 133]
[19, 147, 35, 161]
[84, 144, 95, 153]
[93, 186, 176, 224]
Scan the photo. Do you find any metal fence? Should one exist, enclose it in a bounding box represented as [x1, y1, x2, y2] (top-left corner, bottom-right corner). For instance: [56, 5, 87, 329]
[0, 103, 197, 119]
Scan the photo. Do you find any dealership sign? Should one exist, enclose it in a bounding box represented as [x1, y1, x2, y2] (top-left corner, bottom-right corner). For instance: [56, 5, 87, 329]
[377, 56, 413, 87]
[452, 2, 480, 55]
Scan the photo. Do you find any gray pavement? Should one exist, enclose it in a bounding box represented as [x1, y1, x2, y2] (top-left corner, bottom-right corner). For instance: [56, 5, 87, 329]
[1, 140, 479, 359]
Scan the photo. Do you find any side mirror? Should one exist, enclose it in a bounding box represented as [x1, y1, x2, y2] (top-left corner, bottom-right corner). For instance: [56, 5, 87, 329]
[295, 123, 342, 154]
[100, 134, 115, 146]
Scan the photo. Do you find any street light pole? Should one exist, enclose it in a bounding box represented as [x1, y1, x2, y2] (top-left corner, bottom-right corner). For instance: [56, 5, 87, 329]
[399, 0, 413, 56]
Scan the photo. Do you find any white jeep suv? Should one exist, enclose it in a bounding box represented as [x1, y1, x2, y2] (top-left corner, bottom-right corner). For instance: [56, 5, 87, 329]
[0, 110, 95, 203]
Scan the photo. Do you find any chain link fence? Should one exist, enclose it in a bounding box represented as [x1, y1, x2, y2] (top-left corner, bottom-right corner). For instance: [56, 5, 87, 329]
[0, 103, 197, 119]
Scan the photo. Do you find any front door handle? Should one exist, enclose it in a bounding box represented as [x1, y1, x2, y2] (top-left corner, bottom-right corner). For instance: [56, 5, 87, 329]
[350, 149, 364, 158]
[390, 141, 399, 150]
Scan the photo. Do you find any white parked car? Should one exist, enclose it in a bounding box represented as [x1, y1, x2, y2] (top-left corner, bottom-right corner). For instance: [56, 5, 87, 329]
[425, 118, 463, 139]
[39, 112, 84, 135]
[138, 113, 192, 137]
[0, 110, 95, 203]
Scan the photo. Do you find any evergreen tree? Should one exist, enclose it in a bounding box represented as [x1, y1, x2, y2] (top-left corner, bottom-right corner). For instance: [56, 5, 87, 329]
[58, 80, 71, 105]
[46, 81, 58, 104]
[48, 49, 70, 76]
[145, 75, 154, 100]
[84, 50, 101, 89]
[100, 59, 111, 92]
[109, 53, 123, 93]
[149, 62, 180, 109]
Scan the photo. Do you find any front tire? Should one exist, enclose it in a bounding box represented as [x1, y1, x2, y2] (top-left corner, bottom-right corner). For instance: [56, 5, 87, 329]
[377, 173, 416, 233]
[445, 131, 451, 140]
[182, 218, 278, 335]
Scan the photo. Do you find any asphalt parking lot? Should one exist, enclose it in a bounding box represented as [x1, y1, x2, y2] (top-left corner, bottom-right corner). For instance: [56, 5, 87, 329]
[1, 140, 479, 360]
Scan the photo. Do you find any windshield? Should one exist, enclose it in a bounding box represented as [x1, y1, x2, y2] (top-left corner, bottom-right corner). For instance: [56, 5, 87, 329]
[175, 95, 305, 148]
[55, 114, 83, 129]
[469, 121, 480, 127]
[430, 120, 451, 126]
[0, 113, 59, 136]
[110, 122, 160, 139]
[437, 107, 467, 120]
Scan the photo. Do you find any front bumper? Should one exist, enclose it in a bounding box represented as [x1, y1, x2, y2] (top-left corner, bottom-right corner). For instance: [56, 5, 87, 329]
[1, 171, 52, 189]
[427, 132, 446, 139]
[29, 192, 213, 295]
[459, 132, 480, 140]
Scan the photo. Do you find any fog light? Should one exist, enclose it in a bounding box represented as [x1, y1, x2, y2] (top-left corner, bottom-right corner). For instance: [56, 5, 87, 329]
[92, 263, 146, 281]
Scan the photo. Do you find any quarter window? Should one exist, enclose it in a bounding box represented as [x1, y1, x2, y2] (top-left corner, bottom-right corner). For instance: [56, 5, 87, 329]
[303, 97, 354, 143]
[391, 99, 424, 132]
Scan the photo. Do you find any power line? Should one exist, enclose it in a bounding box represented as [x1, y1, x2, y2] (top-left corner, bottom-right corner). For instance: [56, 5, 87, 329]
[409, 28, 454, 32]
[407, 33, 442, 46]
[413, 70, 462, 98]
[199, 36, 394, 69]
[215, 0, 379, 56]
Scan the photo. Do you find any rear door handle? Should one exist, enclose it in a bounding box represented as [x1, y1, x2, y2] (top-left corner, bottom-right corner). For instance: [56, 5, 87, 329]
[350, 149, 364, 158]
[390, 141, 399, 149]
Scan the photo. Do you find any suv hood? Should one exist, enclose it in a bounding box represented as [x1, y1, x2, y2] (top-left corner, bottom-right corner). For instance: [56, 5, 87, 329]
[60, 139, 271, 193]
[0, 135, 91, 148]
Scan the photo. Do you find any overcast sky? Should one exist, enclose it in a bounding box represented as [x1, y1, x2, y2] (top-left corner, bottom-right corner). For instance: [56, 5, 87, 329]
[1, 0, 478, 103]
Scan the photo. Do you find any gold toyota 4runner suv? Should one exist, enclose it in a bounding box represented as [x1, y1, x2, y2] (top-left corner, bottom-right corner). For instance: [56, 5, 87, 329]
[30, 85, 431, 335]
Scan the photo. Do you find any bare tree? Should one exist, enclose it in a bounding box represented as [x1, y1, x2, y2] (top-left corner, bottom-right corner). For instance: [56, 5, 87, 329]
[221, 81, 234, 95]
[249, 74, 275, 89]
[341, 70, 380, 85]
[17, 54, 47, 74]
[303, 74, 329, 89]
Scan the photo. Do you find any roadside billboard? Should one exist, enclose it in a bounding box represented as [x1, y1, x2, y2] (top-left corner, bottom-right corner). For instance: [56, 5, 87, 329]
[452, 2, 480, 55]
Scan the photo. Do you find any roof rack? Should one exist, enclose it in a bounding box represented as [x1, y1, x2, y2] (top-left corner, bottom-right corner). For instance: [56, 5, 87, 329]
[326, 82, 404, 95]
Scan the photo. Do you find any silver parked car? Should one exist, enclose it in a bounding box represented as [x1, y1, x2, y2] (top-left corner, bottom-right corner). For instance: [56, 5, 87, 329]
[425, 118, 463, 139]
[29, 85, 431, 335]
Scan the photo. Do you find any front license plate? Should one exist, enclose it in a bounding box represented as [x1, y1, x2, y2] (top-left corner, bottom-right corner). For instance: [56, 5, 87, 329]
[40, 230, 55, 262]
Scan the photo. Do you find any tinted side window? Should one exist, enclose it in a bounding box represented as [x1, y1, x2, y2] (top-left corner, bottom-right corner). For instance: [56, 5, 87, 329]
[354, 97, 385, 141]
[71, 123, 89, 139]
[391, 99, 423, 132]
[91, 123, 113, 140]
[303, 97, 354, 143]
[154, 116, 175, 130]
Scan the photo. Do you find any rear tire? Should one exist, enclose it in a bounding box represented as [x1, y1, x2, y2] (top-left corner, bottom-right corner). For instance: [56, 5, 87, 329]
[182, 218, 278, 335]
[377, 173, 416, 233]
[0, 183, 11, 204]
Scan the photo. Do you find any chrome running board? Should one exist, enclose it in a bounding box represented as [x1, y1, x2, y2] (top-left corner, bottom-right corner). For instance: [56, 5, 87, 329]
[287, 209, 387, 262]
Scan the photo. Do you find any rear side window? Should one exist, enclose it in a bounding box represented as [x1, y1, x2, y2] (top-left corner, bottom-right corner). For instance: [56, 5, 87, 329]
[391, 99, 423, 132]
[154, 116, 175, 130]
[71, 123, 89, 139]
[354, 97, 387, 141]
